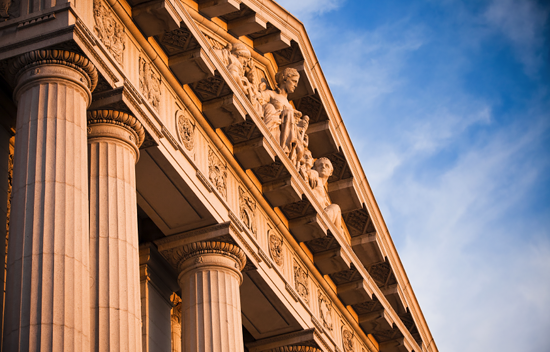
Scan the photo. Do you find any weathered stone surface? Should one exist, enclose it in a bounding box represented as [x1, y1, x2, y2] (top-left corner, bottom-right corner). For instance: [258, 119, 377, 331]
[88, 110, 144, 352]
[4, 50, 96, 351]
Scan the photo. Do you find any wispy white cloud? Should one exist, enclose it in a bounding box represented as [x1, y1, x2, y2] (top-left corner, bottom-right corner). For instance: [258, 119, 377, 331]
[274, 0, 346, 20]
[281, 1, 550, 351]
[484, 0, 549, 75]
[394, 110, 550, 351]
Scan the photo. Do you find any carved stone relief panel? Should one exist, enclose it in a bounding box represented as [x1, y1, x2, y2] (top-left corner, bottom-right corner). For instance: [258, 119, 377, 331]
[139, 56, 161, 112]
[176, 109, 194, 151]
[93, 0, 126, 66]
[342, 327, 354, 352]
[318, 292, 333, 331]
[208, 148, 227, 199]
[294, 261, 309, 304]
[268, 229, 284, 266]
[239, 186, 256, 235]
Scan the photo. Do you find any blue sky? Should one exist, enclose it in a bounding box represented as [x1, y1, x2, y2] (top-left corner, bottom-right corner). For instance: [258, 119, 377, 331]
[275, 0, 550, 351]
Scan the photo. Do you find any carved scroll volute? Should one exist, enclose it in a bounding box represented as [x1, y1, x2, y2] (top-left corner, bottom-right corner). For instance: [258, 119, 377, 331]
[239, 186, 257, 235]
[208, 148, 227, 199]
[294, 261, 309, 304]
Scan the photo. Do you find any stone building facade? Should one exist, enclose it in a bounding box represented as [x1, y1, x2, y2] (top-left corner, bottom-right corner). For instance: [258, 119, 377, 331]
[0, 1, 439, 351]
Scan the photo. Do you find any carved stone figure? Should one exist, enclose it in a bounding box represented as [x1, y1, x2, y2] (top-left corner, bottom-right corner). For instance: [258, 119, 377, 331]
[262, 68, 301, 153]
[219, 42, 262, 113]
[268, 230, 284, 266]
[208, 148, 227, 199]
[93, 0, 126, 65]
[318, 292, 333, 331]
[176, 110, 194, 151]
[294, 262, 309, 304]
[291, 114, 309, 169]
[299, 148, 314, 183]
[170, 293, 182, 352]
[309, 157, 342, 229]
[342, 328, 354, 352]
[139, 56, 161, 111]
[0, 0, 12, 19]
[239, 186, 257, 235]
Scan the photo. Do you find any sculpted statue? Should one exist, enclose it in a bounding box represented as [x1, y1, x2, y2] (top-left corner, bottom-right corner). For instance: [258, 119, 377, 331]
[308, 157, 342, 229]
[261, 68, 309, 163]
[299, 148, 314, 183]
[216, 44, 313, 172]
[215, 43, 343, 231]
[219, 42, 263, 114]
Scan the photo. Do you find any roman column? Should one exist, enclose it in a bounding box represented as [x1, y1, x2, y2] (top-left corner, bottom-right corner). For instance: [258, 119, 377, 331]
[3, 50, 98, 351]
[87, 109, 144, 352]
[160, 241, 246, 352]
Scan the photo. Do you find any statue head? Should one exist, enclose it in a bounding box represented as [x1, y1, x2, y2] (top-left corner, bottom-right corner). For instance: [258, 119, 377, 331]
[275, 67, 300, 94]
[231, 42, 251, 65]
[303, 149, 314, 168]
[313, 157, 333, 179]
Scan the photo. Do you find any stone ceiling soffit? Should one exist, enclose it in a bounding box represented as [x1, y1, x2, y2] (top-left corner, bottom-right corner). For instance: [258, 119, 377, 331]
[246, 328, 323, 352]
[132, 0, 184, 38]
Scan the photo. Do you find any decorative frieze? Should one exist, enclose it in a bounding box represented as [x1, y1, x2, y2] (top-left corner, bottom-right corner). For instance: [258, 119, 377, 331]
[208, 147, 228, 199]
[93, 0, 126, 66]
[318, 292, 333, 331]
[139, 56, 161, 111]
[176, 109, 195, 151]
[239, 186, 257, 235]
[294, 261, 309, 304]
[268, 229, 284, 266]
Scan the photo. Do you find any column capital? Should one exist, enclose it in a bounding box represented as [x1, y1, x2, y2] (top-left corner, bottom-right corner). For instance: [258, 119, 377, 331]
[10, 49, 98, 91]
[87, 109, 145, 152]
[161, 241, 247, 274]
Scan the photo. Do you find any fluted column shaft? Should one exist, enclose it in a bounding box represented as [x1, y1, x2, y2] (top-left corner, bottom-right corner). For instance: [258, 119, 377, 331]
[88, 110, 144, 352]
[3, 50, 97, 351]
[169, 241, 246, 352]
